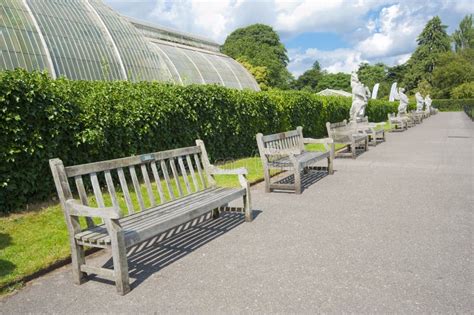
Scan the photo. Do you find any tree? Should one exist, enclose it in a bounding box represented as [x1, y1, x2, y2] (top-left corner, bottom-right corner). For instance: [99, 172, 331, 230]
[357, 62, 390, 97]
[293, 61, 323, 91]
[452, 15, 474, 52]
[431, 49, 474, 98]
[315, 72, 351, 92]
[451, 82, 474, 99]
[222, 24, 293, 89]
[403, 16, 451, 90]
[237, 57, 270, 90]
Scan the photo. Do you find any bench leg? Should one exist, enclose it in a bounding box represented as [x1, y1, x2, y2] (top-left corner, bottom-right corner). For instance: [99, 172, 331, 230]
[327, 157, 334, 175]
[243, 190, 252, 222]
[294, 168, 302, 194]
[109, 222, 130, 295]
[263, 167, 271, 193]
[351, 141, 356, 159]
[212, 207, 221, 219]
[70, 239, 87, 285]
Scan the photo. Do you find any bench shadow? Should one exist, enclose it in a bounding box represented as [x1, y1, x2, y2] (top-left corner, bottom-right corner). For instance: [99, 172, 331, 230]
[93, 210, 262, 289]
[335, 146, 367, 159]
[272, 169, 329, 193]
[0, 233, 16, 278]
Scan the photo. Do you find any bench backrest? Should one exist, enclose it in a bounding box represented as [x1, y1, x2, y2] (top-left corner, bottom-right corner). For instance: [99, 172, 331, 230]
[256, 127, 304, 163]
[326, 119, 348, 138]
[50, 140, 213, 228]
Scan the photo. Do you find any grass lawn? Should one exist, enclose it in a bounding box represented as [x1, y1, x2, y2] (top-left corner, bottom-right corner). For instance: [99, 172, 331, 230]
[0, 144, 339, 294]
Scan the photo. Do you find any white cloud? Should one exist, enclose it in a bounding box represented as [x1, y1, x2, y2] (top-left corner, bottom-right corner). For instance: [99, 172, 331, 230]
[105, 0, 473, 75]
[288, 48, 367, 77]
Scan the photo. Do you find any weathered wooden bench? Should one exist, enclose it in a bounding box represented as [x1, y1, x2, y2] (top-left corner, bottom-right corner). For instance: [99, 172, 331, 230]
[50, 140, 252, 295]
[388, 113, 407, 132]
[410, 110, 423, 124]
[354, 116, 386, 146]
[256, 126, 334, 194]
[326, 120, 369, 159]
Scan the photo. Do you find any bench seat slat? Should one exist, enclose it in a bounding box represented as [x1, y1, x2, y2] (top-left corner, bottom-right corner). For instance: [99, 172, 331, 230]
[268, 151, 329, 169]
[75, 189, 222, 242]
[75, 187, 245, 247]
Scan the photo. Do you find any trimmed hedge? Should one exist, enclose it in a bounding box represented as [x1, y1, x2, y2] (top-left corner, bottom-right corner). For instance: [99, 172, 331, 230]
[1, 69, 410, 213]
[432, 98, 474, 112]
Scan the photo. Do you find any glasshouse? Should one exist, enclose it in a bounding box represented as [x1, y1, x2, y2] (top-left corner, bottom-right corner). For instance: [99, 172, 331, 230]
[0, 0, 259, 90]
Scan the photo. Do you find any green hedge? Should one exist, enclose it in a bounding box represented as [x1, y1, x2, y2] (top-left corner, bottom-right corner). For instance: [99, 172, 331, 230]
[0, 69, 409, 213]
[432, 99, 474, 111]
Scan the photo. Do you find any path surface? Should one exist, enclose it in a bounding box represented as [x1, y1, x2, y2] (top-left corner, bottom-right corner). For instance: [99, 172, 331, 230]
[1, 112, 472, 313]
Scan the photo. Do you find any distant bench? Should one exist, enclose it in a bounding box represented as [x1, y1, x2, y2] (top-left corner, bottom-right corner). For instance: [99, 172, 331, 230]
[355, 116, 386, 146]
[50, 140, 252, 295]
[256, 126, 334, 194]
[326, 120, 369, 159]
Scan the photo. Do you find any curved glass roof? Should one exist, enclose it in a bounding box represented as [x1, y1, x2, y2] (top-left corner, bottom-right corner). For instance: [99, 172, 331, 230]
[0, 0, 259, 90]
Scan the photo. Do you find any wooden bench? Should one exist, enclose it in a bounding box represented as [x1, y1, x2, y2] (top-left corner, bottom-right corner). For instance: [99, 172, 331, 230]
[388, 113, 407, 132]
[256, 126, 334, 194]
[326, 120, 369, 159]
[49, 140, 252, 295]
[410, 110, 423, 124]
[354, 116, 386, 146]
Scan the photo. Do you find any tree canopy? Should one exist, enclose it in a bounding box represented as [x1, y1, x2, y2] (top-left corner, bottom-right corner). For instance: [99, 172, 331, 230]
[221, 24, 293, 89]
[452, 14, 474, 52]
[402, 16, 451, 90]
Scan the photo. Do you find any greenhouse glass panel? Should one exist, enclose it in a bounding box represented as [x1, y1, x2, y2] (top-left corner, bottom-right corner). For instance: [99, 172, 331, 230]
[89, 0, 172, 82]
[0, 1, 49, 72]
[27, 0, 123, 80]
[157, 43, 204, 85]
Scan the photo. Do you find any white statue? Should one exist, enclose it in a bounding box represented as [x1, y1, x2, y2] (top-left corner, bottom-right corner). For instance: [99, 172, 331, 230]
[415, 92, 424, 112]
[371, 83, 380, 99]
[389, 82, 398, 101]
[425, 95, 432, 112]
[350, 72, 367, 121]
[397, 88, 409, 115]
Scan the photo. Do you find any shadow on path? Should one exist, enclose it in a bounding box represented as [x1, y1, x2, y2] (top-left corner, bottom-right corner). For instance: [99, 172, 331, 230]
[91, 210, 262, 289]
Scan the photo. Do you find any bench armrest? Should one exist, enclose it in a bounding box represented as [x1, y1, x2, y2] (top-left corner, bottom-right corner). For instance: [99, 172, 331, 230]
[208, 165, 249, 189]
[65, 199, 120, 219]
[303, 137, 333, 145]
[209, 166, 248, 176]
[303, 137, 334, 154]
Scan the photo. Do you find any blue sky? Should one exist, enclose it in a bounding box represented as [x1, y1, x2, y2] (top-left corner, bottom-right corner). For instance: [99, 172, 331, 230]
[104, 0, 473, 77]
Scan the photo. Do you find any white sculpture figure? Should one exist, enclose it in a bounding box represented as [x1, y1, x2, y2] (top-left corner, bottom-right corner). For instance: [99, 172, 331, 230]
[397, 88, 409, 115]
[389, 82, 398, 101]
[350, 72, 367, 121]
[425, 95, 432, 112]
[415, 92, 424, 112]
[371, 83, 380, 99]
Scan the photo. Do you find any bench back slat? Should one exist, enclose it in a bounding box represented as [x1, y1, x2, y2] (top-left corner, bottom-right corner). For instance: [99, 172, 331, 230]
[129, 166, 145, 211]
[105, 170, 120, 212]
[160, 160, 175, 200]
[194, 153, 206, 189]
[186, 155, 199, 192]
[169, 158, 183, 197]
[178, 156, 192, 194]
[75, 175, 95, 228]
[150, 162, 165, 202]
[117, 167, 135, 214]
[140, 164, 156, 207]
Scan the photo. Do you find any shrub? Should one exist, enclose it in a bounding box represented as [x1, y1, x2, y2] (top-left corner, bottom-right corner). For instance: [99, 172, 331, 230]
[0, 69, 414, 213]
[451, 82, 474, 99]
[432, 98, 474, 111]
